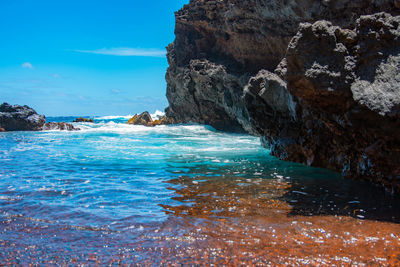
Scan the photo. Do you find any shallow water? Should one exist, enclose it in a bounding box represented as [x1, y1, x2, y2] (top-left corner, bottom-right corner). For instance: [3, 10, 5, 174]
[0, 117, 399, 265]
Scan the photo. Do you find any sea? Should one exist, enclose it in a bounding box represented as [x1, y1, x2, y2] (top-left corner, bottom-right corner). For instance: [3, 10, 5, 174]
[1, 113, 400, 265]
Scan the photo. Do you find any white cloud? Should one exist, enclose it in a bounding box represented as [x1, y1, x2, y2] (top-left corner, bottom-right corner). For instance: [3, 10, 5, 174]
[111, 88, 121, 94]
[22, 62, 34, 69]
[53, 73, 60, 78]
[74, 47, 166, 57]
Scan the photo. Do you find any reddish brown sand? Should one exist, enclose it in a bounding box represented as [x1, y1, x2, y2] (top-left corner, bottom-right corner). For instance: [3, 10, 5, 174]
[1, 176, 399, 265]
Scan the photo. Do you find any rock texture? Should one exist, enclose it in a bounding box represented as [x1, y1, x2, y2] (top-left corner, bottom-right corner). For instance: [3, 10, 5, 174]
[152, 115, 177, 126]
[274, 13, 400, 189]
[168, 0, 398, 74]
[0, 102, 80, 132]
[166, 59, 250, 132]
[73, 117, 94, 123]
[165, 1, 400, 190]
[127, 112, 154, 126]
[0, 103, 45, 131]
[127, 112, 176, 127]
[43, 122, 80, 131]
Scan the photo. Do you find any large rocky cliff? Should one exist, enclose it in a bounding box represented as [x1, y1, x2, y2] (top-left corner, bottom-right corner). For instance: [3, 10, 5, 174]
[165, 0, 400, 191]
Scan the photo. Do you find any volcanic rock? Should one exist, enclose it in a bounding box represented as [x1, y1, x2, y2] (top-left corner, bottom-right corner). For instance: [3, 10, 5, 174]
[152, 115, 177, 126]
[275, 13, 400, 189]
[127, 112, 177, 126]
[73, 117, 94, 123]
[166, 59, 249, 132]
[43, 122, 80, 131]
[168, 0, 398, 74]
[165, 0, 400, 191]
[0, 103, 45, 131]
[127, 112, 154, 126]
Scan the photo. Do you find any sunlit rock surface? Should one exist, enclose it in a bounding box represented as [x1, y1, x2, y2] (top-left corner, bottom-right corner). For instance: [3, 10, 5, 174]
[127, 111, 176, 127]
[127, 111, 154, 126]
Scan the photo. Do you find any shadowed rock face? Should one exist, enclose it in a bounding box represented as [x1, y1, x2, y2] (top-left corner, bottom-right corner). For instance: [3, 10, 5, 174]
[166, 59, 250, 132]
[0, 103, 45, 131]
[274, 13, 400, 189]
[165, 0, 400, 190]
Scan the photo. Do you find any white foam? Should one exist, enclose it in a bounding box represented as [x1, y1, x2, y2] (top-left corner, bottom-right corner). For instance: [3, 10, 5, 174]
[74, 122, 218, 136]
[150, 110, 165, 120]
[41, 121, 263, 155]
[95, 115, 133, 120]
[95, 110, 164, 121]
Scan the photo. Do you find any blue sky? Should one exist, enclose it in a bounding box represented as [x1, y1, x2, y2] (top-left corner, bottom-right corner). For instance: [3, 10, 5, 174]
[0, 0, 188, 116]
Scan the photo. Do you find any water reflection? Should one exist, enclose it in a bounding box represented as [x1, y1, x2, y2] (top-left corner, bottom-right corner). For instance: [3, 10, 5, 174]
[160, 175, 292, 218]
[156, 170, 400, 265]
[282, 177, 400, 222]
[161, 163, 400, 223]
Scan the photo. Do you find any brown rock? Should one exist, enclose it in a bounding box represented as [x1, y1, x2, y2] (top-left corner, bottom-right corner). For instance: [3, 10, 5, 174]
[127, 112, 154, 126]
[127, 112, 177, 127]
[73, 117, 94, 123]
[152, 115, 177, 126]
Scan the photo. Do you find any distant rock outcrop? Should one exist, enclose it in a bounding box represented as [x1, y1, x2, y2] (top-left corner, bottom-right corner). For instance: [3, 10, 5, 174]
[165, 1, 400, 190]
[73, 117, 94, 123]
[127, 112, 153, 126]
[43, 122, 80, 131]
[0, 102, 81, 132]
[0, 103, 45, 131]
[127, 112, 176, 127]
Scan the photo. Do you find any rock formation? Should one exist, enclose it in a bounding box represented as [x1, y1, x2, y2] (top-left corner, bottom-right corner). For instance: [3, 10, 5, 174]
[165, 1, 400, 190]
[0, 103, 46, 131]
[127, 112, 153, 126]
[0, 102, 80, 132]
[73, 117, 94, 123]
[43, 122, 80, 131]
[152, 115, 177, 126]
[127, 112, 176, 127]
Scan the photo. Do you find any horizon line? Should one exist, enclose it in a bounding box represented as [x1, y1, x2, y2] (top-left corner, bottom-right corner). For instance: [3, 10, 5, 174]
[72, 47, 166, 57]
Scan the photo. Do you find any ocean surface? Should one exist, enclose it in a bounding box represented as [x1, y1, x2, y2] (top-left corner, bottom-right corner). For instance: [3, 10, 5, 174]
[1, 115, 400, 265]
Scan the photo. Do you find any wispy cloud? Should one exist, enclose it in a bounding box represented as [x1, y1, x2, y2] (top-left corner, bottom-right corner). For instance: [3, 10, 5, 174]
[22, 62, 34, 69]
[110, 88, 121, 94]
[74, 47, 166, 57]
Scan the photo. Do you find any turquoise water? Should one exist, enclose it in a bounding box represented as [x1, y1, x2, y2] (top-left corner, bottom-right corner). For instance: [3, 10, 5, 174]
[0, 117, 399, 264]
